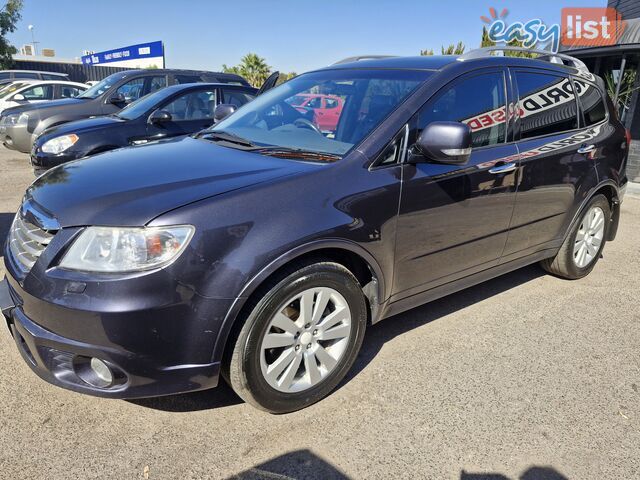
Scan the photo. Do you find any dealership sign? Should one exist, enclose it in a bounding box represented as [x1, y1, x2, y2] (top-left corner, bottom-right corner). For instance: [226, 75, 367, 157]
[81, 41, 164, 66]
[481, 7, 626, 53]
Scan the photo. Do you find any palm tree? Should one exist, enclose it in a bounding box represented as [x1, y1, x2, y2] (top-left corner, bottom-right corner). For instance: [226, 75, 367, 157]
[225, 53, 271, 88]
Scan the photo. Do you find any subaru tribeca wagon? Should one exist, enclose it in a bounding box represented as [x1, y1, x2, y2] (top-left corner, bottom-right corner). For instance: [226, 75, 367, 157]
[0, 48, 629, 413]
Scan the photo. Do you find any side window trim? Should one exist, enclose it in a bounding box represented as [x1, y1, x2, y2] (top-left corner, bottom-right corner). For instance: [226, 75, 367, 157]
[571, 76, 609, 128]
[512, 69, 581, 142]
[369, 123, 409, 170]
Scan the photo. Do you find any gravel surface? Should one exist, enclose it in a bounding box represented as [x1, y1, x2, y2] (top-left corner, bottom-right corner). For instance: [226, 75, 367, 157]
[0, 148, 638, 480]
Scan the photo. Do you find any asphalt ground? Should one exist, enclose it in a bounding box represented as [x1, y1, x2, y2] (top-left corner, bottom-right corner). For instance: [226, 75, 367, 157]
[0, 147, 638, 479]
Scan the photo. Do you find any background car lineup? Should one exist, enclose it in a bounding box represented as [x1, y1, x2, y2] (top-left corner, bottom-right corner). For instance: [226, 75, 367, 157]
[0, 67, 277, 173]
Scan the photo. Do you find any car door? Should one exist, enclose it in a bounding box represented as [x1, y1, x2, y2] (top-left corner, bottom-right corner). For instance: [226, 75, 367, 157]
[500, 69, 593, 262]
[392, 68, 520, 299]
[16, 84, 54, 106]
[146, 88, 217, 141]
[101, 75, 168, 114]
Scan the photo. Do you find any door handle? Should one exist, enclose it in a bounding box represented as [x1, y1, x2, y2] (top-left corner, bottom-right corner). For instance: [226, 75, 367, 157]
[488, 162, 517, 175]
[577, 144, 596, 154]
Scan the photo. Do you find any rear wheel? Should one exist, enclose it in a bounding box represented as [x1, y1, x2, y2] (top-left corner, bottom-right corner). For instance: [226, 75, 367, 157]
[540, 194, 610, 279]
[225, 261, 367, 413]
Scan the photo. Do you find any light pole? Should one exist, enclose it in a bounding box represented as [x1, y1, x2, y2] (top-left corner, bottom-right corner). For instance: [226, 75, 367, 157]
[28, 24, 38, 55]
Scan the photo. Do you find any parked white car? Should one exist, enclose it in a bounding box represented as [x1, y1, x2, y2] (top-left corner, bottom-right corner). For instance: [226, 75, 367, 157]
[0, 80, 88, 114]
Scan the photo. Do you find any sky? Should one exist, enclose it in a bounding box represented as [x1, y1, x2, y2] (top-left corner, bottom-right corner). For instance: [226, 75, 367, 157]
[8, 0, 606, 74]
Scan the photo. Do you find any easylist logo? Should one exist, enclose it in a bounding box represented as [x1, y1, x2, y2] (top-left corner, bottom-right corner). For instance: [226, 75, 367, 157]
[562, 7, 625, 47]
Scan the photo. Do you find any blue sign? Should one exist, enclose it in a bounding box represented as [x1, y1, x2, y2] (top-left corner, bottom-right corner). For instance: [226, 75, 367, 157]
[82, 41, 164, 65]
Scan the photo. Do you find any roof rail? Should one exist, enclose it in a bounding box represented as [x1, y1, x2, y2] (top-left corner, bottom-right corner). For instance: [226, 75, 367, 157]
[331, 55, 396, 65]
[457, 47, 589, 73]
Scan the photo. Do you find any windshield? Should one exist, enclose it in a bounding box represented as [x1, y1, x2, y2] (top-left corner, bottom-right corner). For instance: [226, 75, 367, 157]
[0, 82, 29, 99]
[208, 69, 429, 157]
[78, 73, 125, 99]
[116, 88, 172, 120]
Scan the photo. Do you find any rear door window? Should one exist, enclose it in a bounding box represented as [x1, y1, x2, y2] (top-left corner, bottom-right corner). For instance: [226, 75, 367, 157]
[18, 72, 39, 79]
[163, 90, 217, 120]
[574, 80, 606, 126]
[115, 77, 146, 102]
[515, 71, 579, 139]
[60, 85, 84, 98]
[220, 88, 254, 108]
[418, 71, 507, 148]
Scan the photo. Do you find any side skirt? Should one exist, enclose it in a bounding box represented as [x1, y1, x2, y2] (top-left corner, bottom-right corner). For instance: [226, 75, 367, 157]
[376, 248, 557, 322]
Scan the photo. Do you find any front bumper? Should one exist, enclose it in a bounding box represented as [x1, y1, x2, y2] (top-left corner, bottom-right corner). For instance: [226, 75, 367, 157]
[31, 144, 82, 174]
[1, 275, 225, 399]
[0, 123, 34, 153]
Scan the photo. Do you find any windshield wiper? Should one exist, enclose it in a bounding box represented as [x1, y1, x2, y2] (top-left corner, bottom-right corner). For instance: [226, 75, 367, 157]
[194, 130, 256, 148]
[252, 146, 342, 162]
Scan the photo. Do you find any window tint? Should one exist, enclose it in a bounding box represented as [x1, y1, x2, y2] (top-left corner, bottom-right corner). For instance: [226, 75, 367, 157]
[18, 73, 39, 79]
[418, 71, 506, 148]
[0, 73, 10, 80]
[149, 76, 167, 93]
[221, 89, 254, 108]
[515, 72, 578, 139]
[575, 80, 606, 126]
[20, 85, 53, 100]
[164, 90, 217, 120]
[60, 86, 83, 98]
[116, 78, 146, 102]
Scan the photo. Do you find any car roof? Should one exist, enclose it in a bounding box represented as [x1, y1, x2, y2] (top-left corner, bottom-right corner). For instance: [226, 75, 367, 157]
[12, 80, 88, 87]
[320, 54, 581, 76]
[0, 70, 68, 76]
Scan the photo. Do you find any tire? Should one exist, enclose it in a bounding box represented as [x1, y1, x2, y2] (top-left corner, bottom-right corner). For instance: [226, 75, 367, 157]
[225, 261, 367, 413]
[540, 194, 610, 279]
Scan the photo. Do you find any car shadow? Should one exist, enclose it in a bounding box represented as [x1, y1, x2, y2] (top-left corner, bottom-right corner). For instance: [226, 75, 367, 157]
[340, 264, 545, 386]
[131, 264, 545, 412]
[224, 448, 567, 480]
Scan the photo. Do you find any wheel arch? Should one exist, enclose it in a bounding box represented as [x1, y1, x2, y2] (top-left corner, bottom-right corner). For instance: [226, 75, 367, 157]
[565, 179, 620, 243]
[211, 239, 386, 364]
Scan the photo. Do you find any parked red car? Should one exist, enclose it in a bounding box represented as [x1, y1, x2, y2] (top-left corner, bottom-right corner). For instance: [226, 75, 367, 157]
[288, 93, 343, 131]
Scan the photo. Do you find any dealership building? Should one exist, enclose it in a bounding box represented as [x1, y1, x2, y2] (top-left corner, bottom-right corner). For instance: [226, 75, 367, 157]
[563, 0, 640, 181]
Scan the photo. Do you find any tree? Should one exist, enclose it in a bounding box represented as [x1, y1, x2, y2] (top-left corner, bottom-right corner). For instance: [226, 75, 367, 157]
[277, 72, 297, 84]
[420, 48, 434, 56]
[0, 0, 22, 68]
[441, 42, 465, 55]
[223, 53, 271, 87]
[480, 26, 495, 48]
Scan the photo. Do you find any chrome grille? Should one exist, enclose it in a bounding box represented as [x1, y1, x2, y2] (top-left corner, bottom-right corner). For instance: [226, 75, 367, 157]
[8, 211, 57, 273]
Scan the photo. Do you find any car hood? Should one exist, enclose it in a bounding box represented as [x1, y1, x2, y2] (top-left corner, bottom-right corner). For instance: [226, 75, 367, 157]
[38, 115, 125, 141]
[27, 136, 318, 227]
[1, 98, 85, 117]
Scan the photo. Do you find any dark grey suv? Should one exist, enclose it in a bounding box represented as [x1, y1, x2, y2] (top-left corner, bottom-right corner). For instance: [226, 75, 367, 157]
[0, 48, 629, 413]
[0, 69, 249, 153]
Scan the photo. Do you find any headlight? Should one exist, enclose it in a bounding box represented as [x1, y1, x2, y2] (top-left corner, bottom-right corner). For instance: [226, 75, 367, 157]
[59, 225, 195, 272]
[41, 134, 79, 154]
[3, 112, 28, 125]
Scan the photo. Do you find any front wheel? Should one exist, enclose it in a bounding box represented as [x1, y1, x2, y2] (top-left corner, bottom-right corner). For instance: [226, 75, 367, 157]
[540, 194, 610, 279]
[225, 261, 367, 413]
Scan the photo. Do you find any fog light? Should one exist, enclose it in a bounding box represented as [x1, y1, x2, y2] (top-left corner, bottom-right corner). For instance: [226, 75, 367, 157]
[90, 357, 113, 385]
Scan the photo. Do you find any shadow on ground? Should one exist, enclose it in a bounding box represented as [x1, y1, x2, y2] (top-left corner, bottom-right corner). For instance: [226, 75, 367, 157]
[461, 466, 568, 480]
[223, 448, 567, 480]
[226, 449, 348, 479]
[131, 264, 544, 412]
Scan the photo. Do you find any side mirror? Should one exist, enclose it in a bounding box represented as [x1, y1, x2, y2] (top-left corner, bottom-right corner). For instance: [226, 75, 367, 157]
[214, 104, 237, 123]
[148, 110, 172, 124]
[12, 93, 25, 101]
[108, 92, 126, 105]
[410, 121, 472, 165]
